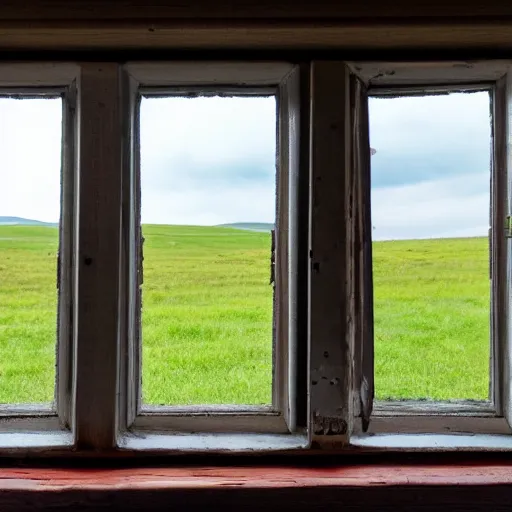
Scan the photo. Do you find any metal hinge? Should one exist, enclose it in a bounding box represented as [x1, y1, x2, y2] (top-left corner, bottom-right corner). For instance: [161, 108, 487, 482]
[506, 216, 512, 238]
[56, 251, 60, 290]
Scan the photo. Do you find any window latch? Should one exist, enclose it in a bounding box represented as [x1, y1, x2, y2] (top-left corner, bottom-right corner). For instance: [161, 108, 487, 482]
[270, 229, 275, 286]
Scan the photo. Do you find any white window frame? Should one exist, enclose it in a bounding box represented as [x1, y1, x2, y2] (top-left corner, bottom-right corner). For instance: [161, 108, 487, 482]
[0, 63, 79, 450]
[3, 59, 512, 454]
[116, 62, 309, 451]
[316, 60, 512, 450]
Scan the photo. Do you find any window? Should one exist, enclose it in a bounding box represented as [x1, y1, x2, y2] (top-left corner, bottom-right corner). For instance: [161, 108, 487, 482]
[0, 95, 62, 406]
[0, 64, 77, 441]
[3, 59, 512, 454]
[138, 93, 276, 408]
[118, 62, 307, 446]
[370, 91, 492, 403]
[340, 61, 512, 445]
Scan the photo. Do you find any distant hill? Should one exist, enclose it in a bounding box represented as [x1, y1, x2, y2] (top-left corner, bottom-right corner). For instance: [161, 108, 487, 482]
[0, 216, 57, 226]
[217, 222, 274, 232]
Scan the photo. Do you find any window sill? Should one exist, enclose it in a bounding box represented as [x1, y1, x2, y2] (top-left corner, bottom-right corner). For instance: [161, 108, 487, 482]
[0, 430, 73, 453]
[351, 433, 512, 451]
[118, 432, 308, 453]
[0, 462, 512, 510]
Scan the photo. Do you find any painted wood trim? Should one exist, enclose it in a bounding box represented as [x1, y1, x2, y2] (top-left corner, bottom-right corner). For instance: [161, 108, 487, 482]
[1, 464, 512, 488]
[496, 72, 512, 428]
[131, 413, 289, 433]
[368, 416, 511, 435]
[349, 75, 374, 433]
[282, 65, 305, 431]
[0, 64, 78, 432]
[348, 60, 512, 87]
[122, 62, 298, 435]
[118, 68, 140, 433]
[56, 80, 77, 430]
[74, 63, 123, 449]
[309, 61, 352, 446]
[125, 62, 294, 86]
[373, 401, 497, 416]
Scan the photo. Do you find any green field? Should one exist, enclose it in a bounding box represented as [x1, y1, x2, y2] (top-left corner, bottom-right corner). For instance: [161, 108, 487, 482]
[0, 225, 490, 405]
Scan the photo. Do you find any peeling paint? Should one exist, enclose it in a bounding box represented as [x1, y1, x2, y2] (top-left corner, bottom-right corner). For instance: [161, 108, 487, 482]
[312, 411, 347, 436]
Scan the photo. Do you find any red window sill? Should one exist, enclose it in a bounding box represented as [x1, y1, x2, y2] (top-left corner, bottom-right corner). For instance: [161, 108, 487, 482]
[1, 462, 512, 510]
[1, 463, 512, 490]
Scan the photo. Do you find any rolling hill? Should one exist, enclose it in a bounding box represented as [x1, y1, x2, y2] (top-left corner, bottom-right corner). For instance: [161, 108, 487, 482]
[217, 222, 274, 232]
[0, 216, 57, 226]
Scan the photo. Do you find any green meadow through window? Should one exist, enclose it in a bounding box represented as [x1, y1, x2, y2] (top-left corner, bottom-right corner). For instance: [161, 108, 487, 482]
[139, 92, 277, 407]
[369, 90, 492, 403]
[0, 95, 62, 406]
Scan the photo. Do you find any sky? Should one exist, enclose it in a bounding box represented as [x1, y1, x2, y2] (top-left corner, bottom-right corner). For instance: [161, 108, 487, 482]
[0, 90, 492, 240]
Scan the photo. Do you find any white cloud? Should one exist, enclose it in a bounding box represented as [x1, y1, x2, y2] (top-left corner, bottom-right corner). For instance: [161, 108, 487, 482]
[0, 98, 61, 223]
[143, 184, 276, 225]
[0, 92, 493, 240]
[371, 173, 489, 241]
[369, 91, 491, 156]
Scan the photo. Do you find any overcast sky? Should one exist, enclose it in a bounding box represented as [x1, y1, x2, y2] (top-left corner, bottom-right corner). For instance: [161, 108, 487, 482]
[0, 90, 491, 240]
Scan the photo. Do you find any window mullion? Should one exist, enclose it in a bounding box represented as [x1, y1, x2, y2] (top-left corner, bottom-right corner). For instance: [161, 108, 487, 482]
[74, 63, 123, 449]
[309, 61, 354, 445]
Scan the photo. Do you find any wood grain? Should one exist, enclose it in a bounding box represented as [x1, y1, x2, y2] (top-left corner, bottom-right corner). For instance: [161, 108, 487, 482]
[0, 465, 511, 511]
[0, 464, 511, 489]
[3, 23, 512, 51]
[309, 62, 352, 444]
[74, 63, 123, 449]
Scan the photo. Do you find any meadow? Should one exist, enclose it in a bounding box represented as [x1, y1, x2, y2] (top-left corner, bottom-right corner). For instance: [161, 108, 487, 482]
[0, 224, 490, 405]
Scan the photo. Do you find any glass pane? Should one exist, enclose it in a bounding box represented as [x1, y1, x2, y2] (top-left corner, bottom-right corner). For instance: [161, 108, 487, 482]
[0, 97, 62, 404]
[369, 91, 491, 401]
[140, 94, 276, 406]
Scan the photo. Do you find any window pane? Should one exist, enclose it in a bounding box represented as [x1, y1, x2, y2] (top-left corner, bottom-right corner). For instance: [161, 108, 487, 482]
[139, 94, 276, 406]
[0, 97, 62, 404]
[369, 91, 491, 401]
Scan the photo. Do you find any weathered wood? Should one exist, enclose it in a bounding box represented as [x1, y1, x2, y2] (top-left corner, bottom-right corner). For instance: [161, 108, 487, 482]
[275, 64, 306, 432]
[0, 465, 511, 511]
[349, 75, 374, 433]
[309, 62, 352, 445]
[5, 23, 512, 51]
[57, 78, 77, 430]
[496, 71, 512, 428]
[123, 62, 296, 436]
[349, 60, 512, 87]
[0, 463, 510, 487]
[74, 63, 123, 449]
[368, 416, 511, 435]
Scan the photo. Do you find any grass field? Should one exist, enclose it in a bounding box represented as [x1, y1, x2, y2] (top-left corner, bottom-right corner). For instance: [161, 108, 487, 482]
[0, 225, 490, 405]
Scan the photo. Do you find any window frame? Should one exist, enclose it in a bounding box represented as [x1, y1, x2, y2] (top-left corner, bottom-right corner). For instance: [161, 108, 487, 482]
[342, 60, 512, 446]
[2, 58, 512, 455]
[117, 61, 309, 444]
[0, 63, 78, 445]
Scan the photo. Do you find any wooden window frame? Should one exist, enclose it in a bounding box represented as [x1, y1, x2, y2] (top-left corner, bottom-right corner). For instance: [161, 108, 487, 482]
[0, 63, 79, 450]
[116, 61, 309, 451]
[3, 58, 512, 455]
[338, 60, 512, 449]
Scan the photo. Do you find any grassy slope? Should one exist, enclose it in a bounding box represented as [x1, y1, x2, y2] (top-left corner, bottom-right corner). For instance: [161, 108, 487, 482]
[0, 225, 490, 404]
[374, 237, 489, 400]
[141, 225, 273, 405]
[0, 226, 58, 403]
